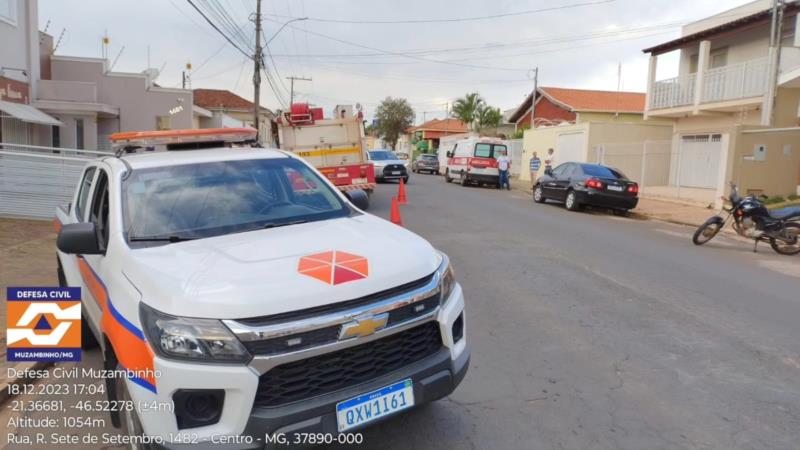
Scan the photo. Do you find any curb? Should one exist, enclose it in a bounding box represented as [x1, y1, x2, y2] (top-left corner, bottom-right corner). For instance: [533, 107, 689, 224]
[0, 361, 52, 404]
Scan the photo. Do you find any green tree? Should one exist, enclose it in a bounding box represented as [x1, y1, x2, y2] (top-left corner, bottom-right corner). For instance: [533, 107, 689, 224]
[450, 92, 485, 130]
[374, 97, 415, 150]
[476, 106, 503, 133]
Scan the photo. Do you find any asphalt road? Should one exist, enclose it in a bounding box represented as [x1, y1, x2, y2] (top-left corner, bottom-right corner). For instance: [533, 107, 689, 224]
[3, 174, 799, 449]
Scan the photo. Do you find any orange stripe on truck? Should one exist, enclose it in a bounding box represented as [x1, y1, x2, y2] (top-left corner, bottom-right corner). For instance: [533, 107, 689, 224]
[77, 257, 157, 393]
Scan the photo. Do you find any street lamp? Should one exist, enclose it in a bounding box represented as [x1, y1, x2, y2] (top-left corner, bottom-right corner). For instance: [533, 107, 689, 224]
[265, 17, 308, 46]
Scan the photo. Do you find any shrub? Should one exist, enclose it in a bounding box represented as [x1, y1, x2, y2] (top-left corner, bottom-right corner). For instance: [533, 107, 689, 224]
[763, 195, 786, 205]
[788, 193, 800, 201]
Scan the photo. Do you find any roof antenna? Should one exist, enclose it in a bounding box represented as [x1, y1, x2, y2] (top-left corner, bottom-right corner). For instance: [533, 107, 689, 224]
[53, 28, 66, 53]
[109, 45, 125, 72]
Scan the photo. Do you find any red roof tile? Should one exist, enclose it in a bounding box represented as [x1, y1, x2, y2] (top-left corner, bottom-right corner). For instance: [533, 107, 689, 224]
[194, 88, 257, 110]
[408, 118, 468, 133]
[540, 87, 645, 113]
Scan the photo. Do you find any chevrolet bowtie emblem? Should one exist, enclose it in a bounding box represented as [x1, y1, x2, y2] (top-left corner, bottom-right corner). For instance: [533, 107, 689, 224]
[339, 313, 389, 340]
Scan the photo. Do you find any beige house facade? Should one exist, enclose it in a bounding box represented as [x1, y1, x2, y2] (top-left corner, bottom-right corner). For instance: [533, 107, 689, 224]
[644, 0, 800, 204]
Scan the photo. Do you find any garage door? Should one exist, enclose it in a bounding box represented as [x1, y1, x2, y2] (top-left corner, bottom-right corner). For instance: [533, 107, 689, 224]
[678, 134, 722, 189]
[556, 132, 586, 163]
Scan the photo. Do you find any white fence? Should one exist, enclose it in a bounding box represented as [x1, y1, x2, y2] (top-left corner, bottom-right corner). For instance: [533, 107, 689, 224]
[0, 143, 110, 219]
[592, 140, 675, 187]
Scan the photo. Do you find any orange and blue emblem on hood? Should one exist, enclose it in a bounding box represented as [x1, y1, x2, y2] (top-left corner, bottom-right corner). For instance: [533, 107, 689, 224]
[298, 251, 369, 285]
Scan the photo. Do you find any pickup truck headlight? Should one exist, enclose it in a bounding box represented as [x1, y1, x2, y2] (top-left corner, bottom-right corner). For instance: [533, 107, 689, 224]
[438, 254, 455, 305]
[140, 304, 250, 363]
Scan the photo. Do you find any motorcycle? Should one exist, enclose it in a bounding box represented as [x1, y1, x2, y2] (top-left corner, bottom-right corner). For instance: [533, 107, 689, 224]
[693, 183, 800, 255]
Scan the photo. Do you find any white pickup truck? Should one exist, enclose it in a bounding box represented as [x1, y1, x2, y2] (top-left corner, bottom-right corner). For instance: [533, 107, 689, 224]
[54, 128, 469, 449]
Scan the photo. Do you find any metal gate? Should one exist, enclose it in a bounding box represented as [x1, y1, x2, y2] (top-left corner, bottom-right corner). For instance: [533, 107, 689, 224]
[677, 134, 722, 189]
[0, 143, 109, 219]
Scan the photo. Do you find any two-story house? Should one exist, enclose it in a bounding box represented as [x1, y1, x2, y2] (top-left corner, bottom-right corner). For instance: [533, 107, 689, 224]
[644, 0, 800, 204]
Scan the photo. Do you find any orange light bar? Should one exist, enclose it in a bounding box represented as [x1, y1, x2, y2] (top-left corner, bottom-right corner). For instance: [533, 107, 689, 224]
[110, 127, 257, 146]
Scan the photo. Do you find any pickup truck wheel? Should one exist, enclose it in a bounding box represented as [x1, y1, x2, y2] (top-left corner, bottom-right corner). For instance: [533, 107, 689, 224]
[81, 316, 99, 349]
[445, 170, 452, 183]
[116, 373, 150, 450]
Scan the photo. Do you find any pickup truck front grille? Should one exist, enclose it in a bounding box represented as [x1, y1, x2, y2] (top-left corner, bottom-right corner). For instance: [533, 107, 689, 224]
[240, 294, 440, 356]
[253, 322, 442, 407]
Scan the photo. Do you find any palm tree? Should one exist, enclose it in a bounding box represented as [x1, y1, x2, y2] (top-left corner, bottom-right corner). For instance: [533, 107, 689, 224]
[450, 93, 485, 130]
[476, 106, 503, 133]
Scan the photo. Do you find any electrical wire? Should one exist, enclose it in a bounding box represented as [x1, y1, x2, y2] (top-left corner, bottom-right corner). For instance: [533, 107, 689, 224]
[185, 0, 252, 59]
[263, 0, 615, 24]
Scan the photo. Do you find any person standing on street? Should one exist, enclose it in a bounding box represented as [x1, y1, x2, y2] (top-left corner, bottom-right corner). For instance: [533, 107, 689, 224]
[529, 152, 541, 188]
[497, 149, 512, 190]
[545, 148, 556, 171]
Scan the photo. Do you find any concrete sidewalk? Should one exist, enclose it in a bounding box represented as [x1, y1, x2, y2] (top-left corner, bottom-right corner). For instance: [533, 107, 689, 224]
[0, 218, 58, 402]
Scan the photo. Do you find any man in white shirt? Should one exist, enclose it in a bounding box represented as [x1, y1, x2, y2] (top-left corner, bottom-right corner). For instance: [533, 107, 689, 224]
[496, 149, 512, 190]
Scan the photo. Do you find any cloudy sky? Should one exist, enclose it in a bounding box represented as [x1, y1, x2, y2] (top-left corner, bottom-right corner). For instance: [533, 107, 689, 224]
[39, 0, 753, 123]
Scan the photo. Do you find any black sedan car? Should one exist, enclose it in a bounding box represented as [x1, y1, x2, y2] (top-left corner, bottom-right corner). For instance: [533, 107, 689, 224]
[412, 153, 440, 174]
[533, 162, 639, 213]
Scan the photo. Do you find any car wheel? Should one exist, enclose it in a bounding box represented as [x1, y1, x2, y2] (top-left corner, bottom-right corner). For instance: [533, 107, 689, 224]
[459, 172, 468, 186]
[403, 176, 410, 184]
[613, 209, 629, 217]
[533, 185, 545, 203]
[445, 169, 452, 183]
[565, 190, 581, 211]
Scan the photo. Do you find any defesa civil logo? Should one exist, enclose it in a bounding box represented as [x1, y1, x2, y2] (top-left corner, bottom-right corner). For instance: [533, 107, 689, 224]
[6, 287, 82, 362]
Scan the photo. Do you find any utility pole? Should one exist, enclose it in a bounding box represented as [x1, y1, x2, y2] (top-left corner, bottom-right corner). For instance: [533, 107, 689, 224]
[529, 67, 538, 129]
[253, 0, 263, 141]
[286, 76, 312, 105]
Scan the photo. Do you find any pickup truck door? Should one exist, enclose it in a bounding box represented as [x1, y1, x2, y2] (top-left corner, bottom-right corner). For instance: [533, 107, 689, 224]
[78, 168, 112, 334]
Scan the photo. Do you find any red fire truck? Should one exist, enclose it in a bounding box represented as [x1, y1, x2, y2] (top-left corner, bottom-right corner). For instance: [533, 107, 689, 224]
[277, 104, 376, 208]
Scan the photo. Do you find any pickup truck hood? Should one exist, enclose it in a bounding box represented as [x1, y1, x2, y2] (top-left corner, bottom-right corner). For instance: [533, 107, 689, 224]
[123, 214, 440, 319]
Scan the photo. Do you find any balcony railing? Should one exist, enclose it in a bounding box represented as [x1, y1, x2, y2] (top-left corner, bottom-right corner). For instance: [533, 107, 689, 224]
[651, 73, 696, 109]
[702, 57, 768, 103]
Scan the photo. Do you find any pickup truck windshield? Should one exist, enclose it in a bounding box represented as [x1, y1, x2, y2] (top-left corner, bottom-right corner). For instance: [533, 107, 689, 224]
[123, 158, 349, 242]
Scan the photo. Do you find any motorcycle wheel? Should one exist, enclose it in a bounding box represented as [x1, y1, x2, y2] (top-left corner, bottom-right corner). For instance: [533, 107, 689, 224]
[769, 223, 800, 255]
[692, 217, 723, 245]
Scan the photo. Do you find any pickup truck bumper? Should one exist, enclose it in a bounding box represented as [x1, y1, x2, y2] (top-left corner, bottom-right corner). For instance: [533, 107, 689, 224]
[155, 348, 469, 450]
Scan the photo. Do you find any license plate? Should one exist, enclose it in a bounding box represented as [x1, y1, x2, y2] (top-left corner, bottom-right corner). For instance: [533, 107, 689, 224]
[352, 177, 368, 184]
[391, 171, 401, 175]
[608, 185, 623, 191]
[336, 379, 414, 432]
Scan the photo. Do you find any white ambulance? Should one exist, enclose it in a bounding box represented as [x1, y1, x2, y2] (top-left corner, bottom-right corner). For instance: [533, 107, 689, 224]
[442, 136, 509, 188]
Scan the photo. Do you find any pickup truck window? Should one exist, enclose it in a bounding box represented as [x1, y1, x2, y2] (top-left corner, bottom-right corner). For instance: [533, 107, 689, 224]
[89, 170, 110, 250]
[75, 167, 97, 221]
[123, 158, 350, 243]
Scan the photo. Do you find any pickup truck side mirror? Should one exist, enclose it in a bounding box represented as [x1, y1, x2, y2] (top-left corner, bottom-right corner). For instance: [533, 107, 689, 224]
[345, 189, 370, 210]
[446, 151, 453, 158]
[544, 167, 553, 177]
[57, 222, 103, 255]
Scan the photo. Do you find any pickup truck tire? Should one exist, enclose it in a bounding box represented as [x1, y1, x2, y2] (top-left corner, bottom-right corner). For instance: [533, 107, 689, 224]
[116, 368, 151, 450]
[445, 169, 452, 183]
[58, 258, 99, 349]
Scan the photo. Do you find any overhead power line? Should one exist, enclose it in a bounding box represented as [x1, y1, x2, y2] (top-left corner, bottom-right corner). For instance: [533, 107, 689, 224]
[262, 17, 526, 72]
[263, 0, 615, 24]
[185, 0, 252, 59]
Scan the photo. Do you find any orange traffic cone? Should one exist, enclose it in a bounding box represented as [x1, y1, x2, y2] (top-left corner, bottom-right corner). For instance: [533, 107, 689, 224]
[390, 196, 403, 226]
[397, 178, 408, 205]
